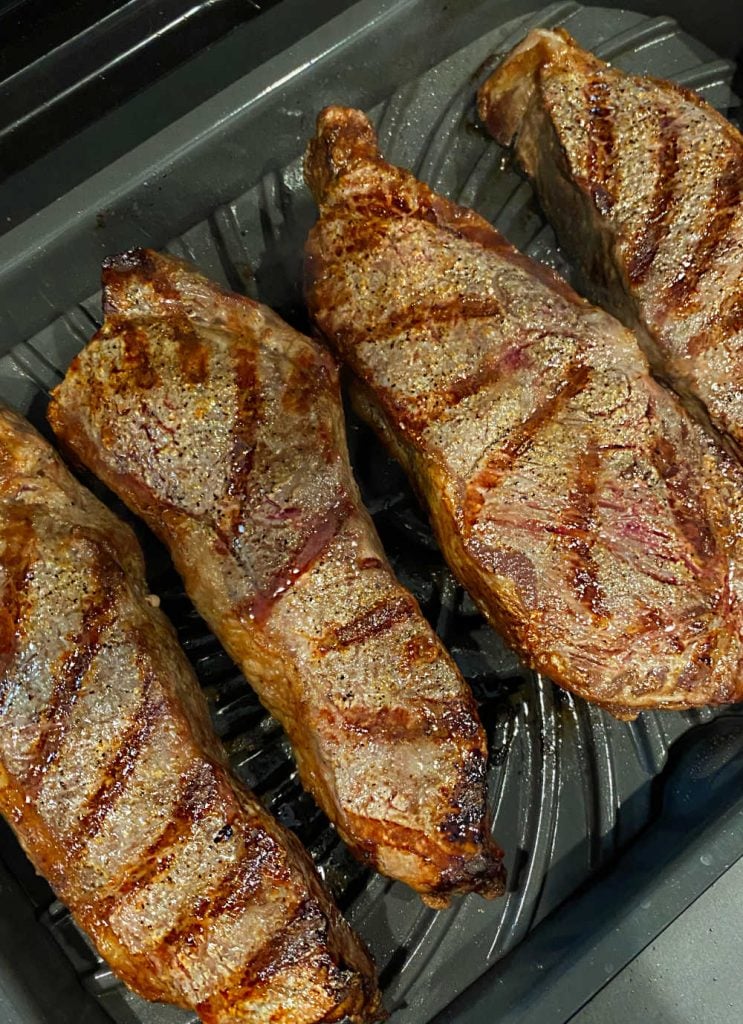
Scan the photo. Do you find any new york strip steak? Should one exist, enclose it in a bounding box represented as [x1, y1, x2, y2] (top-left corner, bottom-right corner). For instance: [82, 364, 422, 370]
[303, 106, 743, 719]
[478, 29, 743, 458]
[0, 405, 380, 1024]
[49, 249, 504, 906]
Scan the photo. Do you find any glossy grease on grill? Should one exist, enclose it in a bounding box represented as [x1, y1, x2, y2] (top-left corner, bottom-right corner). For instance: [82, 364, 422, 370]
[0, 405, 381, 1024]
[478, 28, 743, 459]
[49, 248, 505, 906]
[303, 105, 743, 718]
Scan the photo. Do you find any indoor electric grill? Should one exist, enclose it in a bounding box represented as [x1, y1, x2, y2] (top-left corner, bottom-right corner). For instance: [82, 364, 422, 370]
[0, 2, 741, 1023]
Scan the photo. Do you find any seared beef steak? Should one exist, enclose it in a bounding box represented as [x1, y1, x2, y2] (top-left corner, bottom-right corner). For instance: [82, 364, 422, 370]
[478, 29, 743, 458]
[303, 105, 743, 718]
[49, 249, 505, 906]
[0, 405, 380, 1024]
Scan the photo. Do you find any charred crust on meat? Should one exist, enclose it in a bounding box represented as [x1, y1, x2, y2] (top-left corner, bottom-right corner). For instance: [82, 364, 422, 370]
[626, 114, 680, 284]
[666, 149, 743, 312]
[316, 595, 416, 654]
[71, 674, 165, 851]
[24, 560, 122, 796]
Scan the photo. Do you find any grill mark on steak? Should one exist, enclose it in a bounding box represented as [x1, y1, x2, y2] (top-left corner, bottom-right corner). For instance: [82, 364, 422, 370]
[241, 493, 355, 625]
[121, 322, 159, 390]
[197, 898, 334, 1016]
[154, 825, 279, 959]
[72, 674, 164, 850]
[648, 431, 718, 573]
[354, 297, 503, 349]
[316, 595, 416, 654]
[358, 339, 530, 443]
[0, 515, 35, 690]
[25, 562, 121, 797]
[175, 322, 210, 385]
[687, 283, 743, 358]
[383, 337, 529, 439]
[431, 352, 511, 413]
[556, 446, 608, 621]
[463, 364, 591, 528]
[107, 761, 227, 906]
[585, 75, 616, 213]
[626, 113, 680, 284]
[422, 340, 536, 429]
[224, 345, 261, 540]
[282, 349, 336, 417]
[666, 148, 743, 311]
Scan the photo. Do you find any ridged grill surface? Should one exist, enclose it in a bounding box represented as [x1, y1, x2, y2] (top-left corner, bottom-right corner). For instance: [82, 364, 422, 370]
[0, 5, 741, 1023]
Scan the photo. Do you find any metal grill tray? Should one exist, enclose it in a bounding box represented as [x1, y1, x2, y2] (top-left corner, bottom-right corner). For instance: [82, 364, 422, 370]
[0, 3, 741, 1023]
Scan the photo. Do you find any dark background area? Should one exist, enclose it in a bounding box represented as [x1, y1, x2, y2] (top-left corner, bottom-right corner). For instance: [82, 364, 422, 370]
[0, 0, 741, 232]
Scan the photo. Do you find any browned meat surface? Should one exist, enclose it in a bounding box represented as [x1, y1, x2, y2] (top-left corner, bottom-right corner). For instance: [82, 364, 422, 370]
[303, 105, 743, 719]
[0, 405, 380, 1024]
[48, 249, 505, 906]
[478, 29, 743, 458]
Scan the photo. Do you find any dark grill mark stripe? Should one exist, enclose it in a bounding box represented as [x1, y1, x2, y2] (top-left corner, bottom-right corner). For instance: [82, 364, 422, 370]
[626, 113, 680, 284]
[348, 296, 503, 350]
[373, 336, 536, 441]
[666, 148, 743, 311]
[282, 349, 335, 416]
[585, 76, 616, 211]
[72, 676, 164, 850]
[411, 339, 534, 435]
[243, 494, 355, 625]
[196, 898, 324, 1018]
[175, 320, 210, 385]
[649, 432, 719, 576]
[226, 344, 261, 536]
[687, 284, 743, 358]
[0, 516, 35, 699]
[317, 595, 416, 655]
[463, 365, 591, 529]
[555, 446, 607, 621]
[434, 357, 507, 414]
[105, 761, 226, 906]
[121, 322, 158, 389]
[25, 571, 122, 797]
[152, 826, 281, 960]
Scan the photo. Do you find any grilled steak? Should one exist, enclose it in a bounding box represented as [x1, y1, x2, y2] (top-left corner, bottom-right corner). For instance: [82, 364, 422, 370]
[303, 105, 743, 718]
[0, 404, 380, 1024]
[48, 249, 505, 906]
[478, 29, 743, 458]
